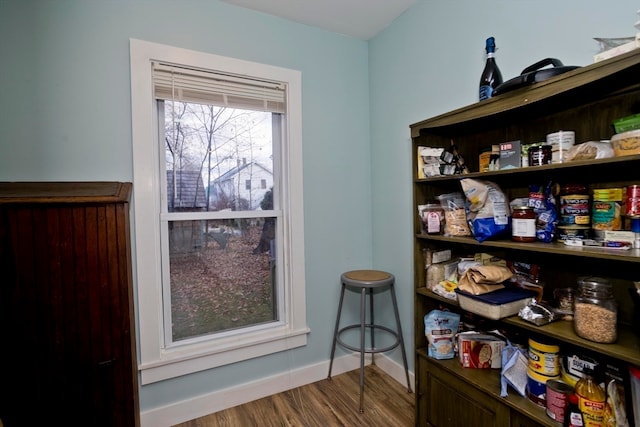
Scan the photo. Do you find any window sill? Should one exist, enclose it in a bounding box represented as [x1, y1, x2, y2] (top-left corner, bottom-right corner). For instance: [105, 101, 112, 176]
[139, 325, 310, 384]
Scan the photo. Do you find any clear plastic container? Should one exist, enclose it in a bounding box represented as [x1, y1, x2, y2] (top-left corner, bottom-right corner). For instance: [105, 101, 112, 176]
[573, 277, 617, 343]
[611, 129, 640, 156]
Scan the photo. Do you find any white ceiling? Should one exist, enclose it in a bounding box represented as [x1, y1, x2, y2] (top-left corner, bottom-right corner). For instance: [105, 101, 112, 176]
[221, 0, 416, 40]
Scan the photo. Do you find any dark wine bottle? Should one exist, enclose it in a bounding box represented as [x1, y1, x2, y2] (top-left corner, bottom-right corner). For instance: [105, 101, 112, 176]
[479, 36, 503, 101]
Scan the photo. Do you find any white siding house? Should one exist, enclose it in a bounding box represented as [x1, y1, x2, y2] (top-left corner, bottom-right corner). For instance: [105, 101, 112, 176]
[210, 160, 273, 210]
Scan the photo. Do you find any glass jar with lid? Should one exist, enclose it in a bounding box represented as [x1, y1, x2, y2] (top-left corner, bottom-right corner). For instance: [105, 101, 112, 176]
[511, 206, 536, 242]
[573, 277, 617, 343]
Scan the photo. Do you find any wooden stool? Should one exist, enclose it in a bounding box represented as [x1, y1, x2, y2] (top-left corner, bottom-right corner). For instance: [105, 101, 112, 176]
[327, 270, 412, 413]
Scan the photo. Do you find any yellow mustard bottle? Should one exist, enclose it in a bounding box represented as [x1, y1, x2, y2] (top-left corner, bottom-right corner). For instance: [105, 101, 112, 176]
[575, 369, 606, 427]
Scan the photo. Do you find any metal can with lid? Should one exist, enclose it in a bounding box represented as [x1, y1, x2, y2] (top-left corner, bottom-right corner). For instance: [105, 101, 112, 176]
[573, 277, 617, 343]
[592, 188, 624, 231]
[512, 206, 536, 242]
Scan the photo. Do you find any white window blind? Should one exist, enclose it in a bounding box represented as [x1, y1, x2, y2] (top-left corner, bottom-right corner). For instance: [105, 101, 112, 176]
[153, 62, 286, 113]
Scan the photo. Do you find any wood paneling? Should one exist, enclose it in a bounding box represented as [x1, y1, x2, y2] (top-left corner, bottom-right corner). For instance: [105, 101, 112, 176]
[0, 182, 139, 427]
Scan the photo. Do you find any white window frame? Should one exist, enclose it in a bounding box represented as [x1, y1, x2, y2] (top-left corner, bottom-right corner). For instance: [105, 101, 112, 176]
[129, 39, 308, 385]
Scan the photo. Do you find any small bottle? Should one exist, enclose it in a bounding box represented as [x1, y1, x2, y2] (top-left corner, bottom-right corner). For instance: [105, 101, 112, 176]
[575, 369, 606, 427]
[564, 393, 584, 427]
[479, 37, 503, 101]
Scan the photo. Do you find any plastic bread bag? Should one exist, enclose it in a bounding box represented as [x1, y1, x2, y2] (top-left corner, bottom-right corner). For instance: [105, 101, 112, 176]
[565, 140, 614, 161]
[437, 192, 472, 237]
[424, 310, 460, 360]
[460, 178, 511, 242]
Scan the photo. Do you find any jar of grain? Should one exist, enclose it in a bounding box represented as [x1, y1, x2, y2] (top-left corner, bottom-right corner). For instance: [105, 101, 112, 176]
[573, 277, 617, 343]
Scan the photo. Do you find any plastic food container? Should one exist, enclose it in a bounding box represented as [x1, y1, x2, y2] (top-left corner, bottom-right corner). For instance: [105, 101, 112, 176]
[455, 287, 537, 320]
[611, 129, 640, 156]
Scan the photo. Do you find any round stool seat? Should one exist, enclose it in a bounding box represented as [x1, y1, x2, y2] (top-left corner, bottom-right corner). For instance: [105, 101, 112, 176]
[341, 270, 394, 288]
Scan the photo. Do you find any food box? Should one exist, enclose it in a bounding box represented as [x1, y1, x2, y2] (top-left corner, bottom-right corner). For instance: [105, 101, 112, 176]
[499, 140, 521, 170]
[457, 332, 506, 369]
[613, 113, 640, 133]
[593, 34, 640, 63]
[456, 287, 537, 320]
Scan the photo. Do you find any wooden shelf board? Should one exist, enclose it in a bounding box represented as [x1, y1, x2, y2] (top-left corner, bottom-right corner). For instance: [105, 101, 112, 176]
[416, 288, 640, 365]
[416, 234, 640, 263]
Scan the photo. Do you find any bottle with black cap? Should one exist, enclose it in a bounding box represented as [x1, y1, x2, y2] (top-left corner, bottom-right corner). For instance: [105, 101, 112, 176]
[479, 37, 503, 101]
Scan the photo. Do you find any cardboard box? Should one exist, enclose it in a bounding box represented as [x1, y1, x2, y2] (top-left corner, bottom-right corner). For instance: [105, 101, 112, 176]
[457, 332, 506, 369]
[499, 140, 521, 170]
[593, 34, 640, 63]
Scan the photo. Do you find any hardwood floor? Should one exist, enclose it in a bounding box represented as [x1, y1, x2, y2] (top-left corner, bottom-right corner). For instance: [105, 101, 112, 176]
[173, 365, 414, 427]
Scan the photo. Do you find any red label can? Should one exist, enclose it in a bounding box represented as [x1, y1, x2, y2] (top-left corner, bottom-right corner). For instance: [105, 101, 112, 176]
[627, 185, 640, 217]
[546, 380, 573, 421]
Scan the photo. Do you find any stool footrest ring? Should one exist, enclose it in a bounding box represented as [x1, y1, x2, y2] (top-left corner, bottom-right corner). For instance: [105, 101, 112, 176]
[336, 324, 400, 354]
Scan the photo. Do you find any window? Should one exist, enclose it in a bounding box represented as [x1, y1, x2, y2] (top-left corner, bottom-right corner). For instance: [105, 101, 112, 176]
[130, 39, 308, 384]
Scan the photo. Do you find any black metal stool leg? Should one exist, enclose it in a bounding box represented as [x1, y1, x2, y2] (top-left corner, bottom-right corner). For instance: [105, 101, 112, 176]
[390, 283, 413, 394]
[369, 287, 375, 366]
[359, 286, 366, 413]
[328, 282, 346, 379]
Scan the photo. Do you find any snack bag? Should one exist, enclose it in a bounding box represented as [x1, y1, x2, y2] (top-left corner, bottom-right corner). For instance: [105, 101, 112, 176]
[460, 178, 511, 242]
[424, 310, 460, 359]
[528, 182, 557, 242]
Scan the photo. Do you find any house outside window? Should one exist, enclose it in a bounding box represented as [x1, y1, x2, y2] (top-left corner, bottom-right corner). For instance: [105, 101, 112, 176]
[130, 39, 308, 384]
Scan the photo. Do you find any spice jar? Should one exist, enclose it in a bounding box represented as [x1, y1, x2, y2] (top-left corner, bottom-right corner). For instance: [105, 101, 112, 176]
[511, 206, 536, 242]
[573, 277, 617, 343]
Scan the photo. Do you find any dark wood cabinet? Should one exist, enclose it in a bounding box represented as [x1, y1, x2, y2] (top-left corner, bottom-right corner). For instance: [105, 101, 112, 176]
[411, 50, 640, 427]
[0, 182, 139, 427]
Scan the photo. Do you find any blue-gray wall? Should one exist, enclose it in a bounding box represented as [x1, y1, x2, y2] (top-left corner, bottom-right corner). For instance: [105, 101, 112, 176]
[0, 0, 372, 413]
[1, 0, 637, 416]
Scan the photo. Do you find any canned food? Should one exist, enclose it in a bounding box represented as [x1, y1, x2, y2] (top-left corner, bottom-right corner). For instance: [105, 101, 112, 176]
[529, 338, 560, 377]
[627, 184, 640, 217]
[546, 380, 573, 421]
[559, 186, 590, 226]
[592, 188, 624, 231]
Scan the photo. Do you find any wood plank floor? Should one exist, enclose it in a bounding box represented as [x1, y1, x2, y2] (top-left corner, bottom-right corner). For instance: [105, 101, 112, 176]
[173, 365, 414, 427]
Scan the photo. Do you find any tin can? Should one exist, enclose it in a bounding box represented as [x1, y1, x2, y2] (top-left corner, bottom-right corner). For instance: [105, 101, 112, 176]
[527, 368, 559, 407]
[559, 184, 590, 226]
[546, 380, 573, 421]
[592, 188, 624, 231]
[627, 184, 640, 217]
[529, 338, 560, 377]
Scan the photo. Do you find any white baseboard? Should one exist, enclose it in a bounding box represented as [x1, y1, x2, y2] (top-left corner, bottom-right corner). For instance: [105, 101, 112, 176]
[140, 353, 414, 427]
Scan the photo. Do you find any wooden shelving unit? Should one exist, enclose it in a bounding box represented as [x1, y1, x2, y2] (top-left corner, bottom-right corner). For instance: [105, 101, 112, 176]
[411, 49, 640, 427]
